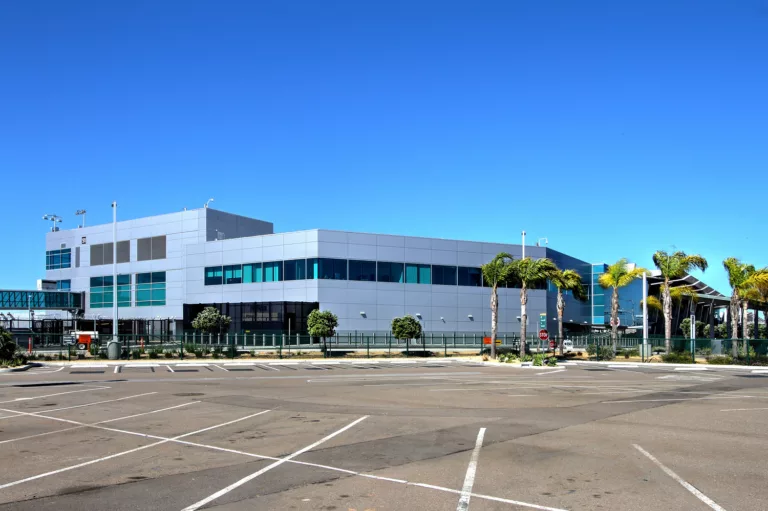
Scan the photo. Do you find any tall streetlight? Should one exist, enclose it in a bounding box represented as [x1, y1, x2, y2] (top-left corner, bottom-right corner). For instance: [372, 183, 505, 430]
[205, 198, 215, 208]
[75, 209, 87, 228]
[111, 202, 118, 344]
[521, 231, 526, 259]
[42, 214, 62, 232]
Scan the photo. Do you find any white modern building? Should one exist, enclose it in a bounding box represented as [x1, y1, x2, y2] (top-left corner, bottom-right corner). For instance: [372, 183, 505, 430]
[44, 207, 595, 336]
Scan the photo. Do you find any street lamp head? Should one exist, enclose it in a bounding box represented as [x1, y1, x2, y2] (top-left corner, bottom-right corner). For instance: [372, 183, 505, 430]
[205, 198, 215, 208]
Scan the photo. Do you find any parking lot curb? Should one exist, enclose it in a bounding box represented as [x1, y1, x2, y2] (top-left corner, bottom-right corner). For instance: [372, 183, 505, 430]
[575, 360, 762, 371]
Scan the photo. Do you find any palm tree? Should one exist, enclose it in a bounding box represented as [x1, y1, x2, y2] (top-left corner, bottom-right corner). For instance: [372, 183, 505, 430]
[550, 268, 587, 355]
[652, 251, 708, 354]
[598, 258, 648, 354]
[481, 252, 514, 359]
[723, 258, 768, 357]
[509, 257, 559, 356]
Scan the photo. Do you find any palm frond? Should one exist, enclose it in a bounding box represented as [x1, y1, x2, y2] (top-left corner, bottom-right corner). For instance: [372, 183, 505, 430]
[509, 257, 559, 286]
[669, 285, 699, 303]
[481, 252, 514, 287]
[654, 250, 708, 279]
[642, 295, 663, 312]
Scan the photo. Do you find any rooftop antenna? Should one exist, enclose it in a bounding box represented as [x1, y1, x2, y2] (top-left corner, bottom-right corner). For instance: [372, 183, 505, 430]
[205, 198, 214, 208]
[536, 237, 548, 247]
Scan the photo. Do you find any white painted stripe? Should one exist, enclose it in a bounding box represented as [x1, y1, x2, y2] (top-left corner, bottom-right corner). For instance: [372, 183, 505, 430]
[269, 362, 298, 365]
[0, 402, 199, 445]
[212, 364, 228, 372]
[633, 444, 726, 511]
[166, 365, 175, 373]
[172, 437, 565, 510]
[457, 427, 486, 511]
[604, 396, 752, 404]
[536, 369, 565, 375]
[720, 407, 768, 412]
[0, 410, 270, 490]
[0, 386, 109, 404]
[114, 366, 120, 374]
[176, 363, 209, 367]
[255, 364, 279, 371]
[180, 415, 369, 511]
[69, 364, 108, 368]
[125, 364, 159, 368]
[0, 392, 158, 420]
[751, 369, 768, 374]
[311, 361, 339, 365]
[223, 362, 255, 366]
[674, 367, 708, 371]
[609, 364, 638, 368]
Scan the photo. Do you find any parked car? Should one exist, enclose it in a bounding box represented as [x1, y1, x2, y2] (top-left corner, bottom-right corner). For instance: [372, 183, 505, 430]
[562, 339, 574, 353]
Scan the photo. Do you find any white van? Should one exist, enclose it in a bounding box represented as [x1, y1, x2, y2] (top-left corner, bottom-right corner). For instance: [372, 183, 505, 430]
[562, 339, 574, 353]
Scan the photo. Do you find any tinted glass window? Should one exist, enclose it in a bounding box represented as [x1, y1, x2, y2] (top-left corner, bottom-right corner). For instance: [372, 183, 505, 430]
[263, 261, 283, 282]
[204, 266, 223, 285]
[377, 262, 404, 283]
[458, 267, 482, 287]
[284, 260, 306, 281]
[243, 263, 262, 283]
[432, 265, 457, 285]
[349, 260, 376, 281]
[224, 264, 242, 284]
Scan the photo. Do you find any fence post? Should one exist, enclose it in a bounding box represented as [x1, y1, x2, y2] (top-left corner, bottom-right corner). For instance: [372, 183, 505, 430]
[275, 334, 281, 359]
[443, 333, 447, 357]
[366, 334, 370, 358]
[388, 332, 391, 358]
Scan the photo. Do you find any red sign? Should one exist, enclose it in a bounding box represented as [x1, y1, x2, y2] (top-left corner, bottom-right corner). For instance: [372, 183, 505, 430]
[538, 329, 549, 341]
[483, 337, 491, 345]
[549, 340, 556, 349]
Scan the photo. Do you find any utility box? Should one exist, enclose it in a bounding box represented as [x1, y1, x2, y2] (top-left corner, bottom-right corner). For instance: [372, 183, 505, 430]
[107, 341, 121, 360]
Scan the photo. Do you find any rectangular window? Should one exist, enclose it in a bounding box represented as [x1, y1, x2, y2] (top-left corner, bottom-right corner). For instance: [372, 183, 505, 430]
[116, 241, 130, 263]
[56, 280, 71, 291]
[45, 249, 72, 270]
[136, 271, 166, 306]
[243, 263, 263, 283]
[89, 274, 130, 308]
[263, 261, 283, 282]
[308, 258, 347, 280]
[432, 265, 457, 286]
[137, 236, 166, 261]
[458, 267, 482, 287]
[224, 264, 242, 284]
[204, 266, 223, 286]
[349, 260, 376, 281]
[405, 264, 431, 284]
[377, 261, 404, 283]
[284, 259, 307, 281]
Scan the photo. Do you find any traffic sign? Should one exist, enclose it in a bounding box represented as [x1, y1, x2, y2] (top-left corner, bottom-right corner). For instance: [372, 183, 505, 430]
[538, 329, 549, 341]
[549, 340, 556, 349]
[539, 313, 547, 329]
[610, 317, 620, 327]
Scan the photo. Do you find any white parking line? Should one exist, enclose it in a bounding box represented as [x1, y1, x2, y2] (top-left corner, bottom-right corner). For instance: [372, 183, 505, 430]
[223, 363, 255, 367]
[0, 392, 158, 421]
[536, 369, 565, 375]
[166, 365, 175, 373]
[114, 366, 121, 374]
[180, 415, 369, 511]
[633, 444, 726, 511]
[720, 407, 768, 412]
[0, 386, 110, 404]
[0, 402, 199, 445]
[457, 427, 485, 511]
[674, 367, 708, 371]
[0, 410, 271, 490]
[255, 364, 279, 371]
[751, 369, 768, 374]
[212, 364, 228, 372]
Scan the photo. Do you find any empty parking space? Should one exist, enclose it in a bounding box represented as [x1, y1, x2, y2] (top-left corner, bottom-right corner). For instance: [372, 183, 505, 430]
[0, 363, 765, 510]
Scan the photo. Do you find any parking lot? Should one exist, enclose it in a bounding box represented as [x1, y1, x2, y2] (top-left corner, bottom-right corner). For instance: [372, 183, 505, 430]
[1, 362, 767, 510]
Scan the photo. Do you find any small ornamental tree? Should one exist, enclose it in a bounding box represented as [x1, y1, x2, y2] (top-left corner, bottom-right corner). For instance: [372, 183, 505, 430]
[391, 315, 422, 356]
[191, 307, 232, 334]
[307, 310, 339, 357]
[0, 327, 17, 361]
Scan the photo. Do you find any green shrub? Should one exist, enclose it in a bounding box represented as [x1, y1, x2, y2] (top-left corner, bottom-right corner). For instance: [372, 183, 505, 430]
[194, 349, 204, 358]
[587, 345, 616, 360]
[533, 354, 544, 366]
[131, 350, 141, 360]
[98, 351, 108, 359]
[58, 353, 66, 360]
[44, 355, 53, 361]
[212, 351, 221, 359]
[661, 351, 694, 364]
[696, 347, 712, 357]
[164, 350, 176, 359]
[706, 355, 733, 365]
[148, 348, 162, 359]
[546, 357, 557, 367]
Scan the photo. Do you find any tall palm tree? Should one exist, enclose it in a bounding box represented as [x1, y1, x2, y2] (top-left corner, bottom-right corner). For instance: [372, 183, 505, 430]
[509, 257, 559, 356]
[481, 252, 514, 360]
[652, 251, 708, 354]
[598, 258, 648, 353]
[550, 268, 587, 355]
[723, 258, 768, 357]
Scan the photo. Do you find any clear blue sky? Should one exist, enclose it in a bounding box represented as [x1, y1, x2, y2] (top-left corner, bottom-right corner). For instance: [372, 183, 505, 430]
[2, 1, 767, 294]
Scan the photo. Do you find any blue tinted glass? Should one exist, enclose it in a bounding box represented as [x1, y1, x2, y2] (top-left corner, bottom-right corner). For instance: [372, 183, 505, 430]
[405, 264, 419, 284]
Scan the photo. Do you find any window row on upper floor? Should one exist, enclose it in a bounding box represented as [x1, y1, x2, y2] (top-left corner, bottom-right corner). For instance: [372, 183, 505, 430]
[203, 258, 493, 287]
[46, 249, 71, 270]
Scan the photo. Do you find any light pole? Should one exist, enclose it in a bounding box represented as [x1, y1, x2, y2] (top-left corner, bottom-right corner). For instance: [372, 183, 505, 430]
[205, 198, 215, 208]
[42, 214, 62, 232]
[75, 209, 87, 228]
[521, 231, 526, 259]
[111, 202, 118, 344]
